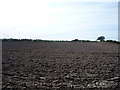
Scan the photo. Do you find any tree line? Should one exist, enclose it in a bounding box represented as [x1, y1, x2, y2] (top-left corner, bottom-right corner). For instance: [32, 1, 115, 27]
[1, 37, 119, 44]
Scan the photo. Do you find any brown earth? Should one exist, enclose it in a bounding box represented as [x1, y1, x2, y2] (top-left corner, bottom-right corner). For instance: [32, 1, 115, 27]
[2, 41, 120, 89]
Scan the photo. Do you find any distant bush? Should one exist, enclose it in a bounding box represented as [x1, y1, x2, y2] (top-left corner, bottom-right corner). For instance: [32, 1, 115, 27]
[106, 40, 115, 42]
[72, 39, 91, 42]
[72, 39, 79, 42]
[106, 40, 120, 44]
[81, 40, 90, 42]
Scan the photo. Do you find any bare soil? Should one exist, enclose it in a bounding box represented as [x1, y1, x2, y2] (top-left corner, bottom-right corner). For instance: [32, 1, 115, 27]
[2, 41, 120, 89]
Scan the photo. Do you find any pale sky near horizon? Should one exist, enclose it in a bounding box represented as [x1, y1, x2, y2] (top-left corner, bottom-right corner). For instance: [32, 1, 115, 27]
[0, 0, 119, 41]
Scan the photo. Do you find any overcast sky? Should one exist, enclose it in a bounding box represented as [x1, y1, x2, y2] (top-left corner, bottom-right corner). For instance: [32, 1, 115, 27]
[0, 0, 118, 41]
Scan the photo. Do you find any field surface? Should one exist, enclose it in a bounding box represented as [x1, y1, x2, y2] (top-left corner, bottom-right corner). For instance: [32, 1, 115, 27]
[2, 41, 119, 89]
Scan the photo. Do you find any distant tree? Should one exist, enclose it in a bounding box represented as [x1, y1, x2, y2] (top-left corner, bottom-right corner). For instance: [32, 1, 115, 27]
[72, 39, 79, 42]
[97, 36, 105, 41]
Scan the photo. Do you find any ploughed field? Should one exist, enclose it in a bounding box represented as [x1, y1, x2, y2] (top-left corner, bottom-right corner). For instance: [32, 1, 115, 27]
[2, 41, 119, 89]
